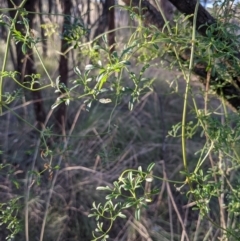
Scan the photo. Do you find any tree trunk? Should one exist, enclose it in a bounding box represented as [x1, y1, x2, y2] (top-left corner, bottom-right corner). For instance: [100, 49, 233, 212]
[93, 1, 109, 39]
[38, 0, 48, 58]
[107, 0, 115, 53]
[54, 0, 72, 130]
[8, 0, 46, 126]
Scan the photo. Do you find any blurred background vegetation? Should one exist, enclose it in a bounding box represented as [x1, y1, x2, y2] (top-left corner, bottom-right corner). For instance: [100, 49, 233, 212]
[1, 0, 240, 240]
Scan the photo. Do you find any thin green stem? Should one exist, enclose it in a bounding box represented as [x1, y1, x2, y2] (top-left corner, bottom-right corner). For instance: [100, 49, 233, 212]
[92, 219, 113, 241]
[118, 169, 184, 184]
[34, 46, 54, 86]
[182, 1, 200, 176]
[11, 75, 52, 91]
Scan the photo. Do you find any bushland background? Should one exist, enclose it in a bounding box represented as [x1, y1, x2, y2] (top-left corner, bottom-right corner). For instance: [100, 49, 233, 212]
[1, 0, 240, 241]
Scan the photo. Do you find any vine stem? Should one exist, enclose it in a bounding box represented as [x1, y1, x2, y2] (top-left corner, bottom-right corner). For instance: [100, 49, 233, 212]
[0, 0, 28, 115]
[155, 0, 202, 180]
[34, 46, 54, 86]
[181, 1, 200, 179]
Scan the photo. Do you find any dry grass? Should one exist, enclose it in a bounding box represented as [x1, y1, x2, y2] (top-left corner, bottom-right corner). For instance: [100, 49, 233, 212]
[0, 60, 220, 241]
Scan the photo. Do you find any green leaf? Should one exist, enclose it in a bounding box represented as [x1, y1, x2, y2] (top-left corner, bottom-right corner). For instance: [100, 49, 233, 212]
[106, 194, 115, 200]
[124, 202, 135, 208]
[97, 222, 103, 230]
[99, 98, 112, 104]
[118, 212, 126, 218]
[96, 186, 112, 191]
[96, 60, 102, 67]
[120, 60, 131, 66]
[146, 176, 153, 182]
[128, 171, 133, 181]
[12, 181, 19, 189]
[85, 64, 95, 71]
[21, 43, 27, 54]
[135, 208, 141, 220]
[120, 42, 137, 59]
[140, 63, 150, 77]
[147, 163, 155, 172]
[128, 98, 134, 111]
[98, 74, 108, 90]
[102, 34, 108, 44]
[53, 165, 60, 170]
[74, 66, 81, 76]
[113, 181, 119, 188]
[86, 78, 92, 82]
[151, 188, 160, 195]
